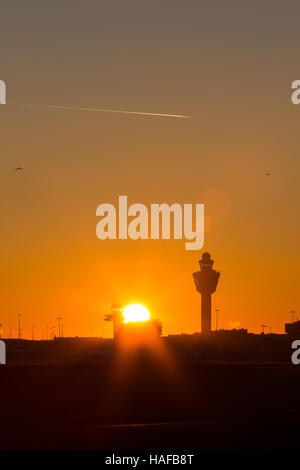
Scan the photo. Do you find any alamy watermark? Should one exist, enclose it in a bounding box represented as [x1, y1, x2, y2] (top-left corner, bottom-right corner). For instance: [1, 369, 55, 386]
[0, 80, 6, 104]
[291, 80, 300, 104]
[96, 196, 204, 250]
[0, 341, 6, 365]
[291, 340, 300, 365]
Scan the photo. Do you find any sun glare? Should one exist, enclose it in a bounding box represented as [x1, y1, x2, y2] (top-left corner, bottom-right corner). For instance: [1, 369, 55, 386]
[122, 304, 150, 323]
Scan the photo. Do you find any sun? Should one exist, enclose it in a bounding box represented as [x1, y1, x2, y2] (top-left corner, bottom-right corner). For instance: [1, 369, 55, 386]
[122, 304, 150, 323]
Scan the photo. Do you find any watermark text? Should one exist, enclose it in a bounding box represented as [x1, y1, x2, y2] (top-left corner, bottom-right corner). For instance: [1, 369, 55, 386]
[96, 196, 204, 251]
[0, 341, 6, 365]
[0, 80, 6, 104]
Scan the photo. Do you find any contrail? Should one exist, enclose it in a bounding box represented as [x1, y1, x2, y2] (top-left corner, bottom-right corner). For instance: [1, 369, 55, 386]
[10, 102, 190, 119]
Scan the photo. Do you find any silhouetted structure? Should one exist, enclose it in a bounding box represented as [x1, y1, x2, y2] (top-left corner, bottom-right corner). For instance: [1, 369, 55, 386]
[193, 253, 220, 334]
[285, 320, 300, 336]
[105, 304, 124, 340]
[104, 304, 162, 341]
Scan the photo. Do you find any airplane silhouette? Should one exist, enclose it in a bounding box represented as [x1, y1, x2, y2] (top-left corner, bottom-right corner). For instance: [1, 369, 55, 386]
[13, 167, 24, 171]
[265, 172, 271, 176]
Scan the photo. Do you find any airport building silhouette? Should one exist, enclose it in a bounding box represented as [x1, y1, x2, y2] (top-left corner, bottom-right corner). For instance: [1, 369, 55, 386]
[193, 252, 220, 333]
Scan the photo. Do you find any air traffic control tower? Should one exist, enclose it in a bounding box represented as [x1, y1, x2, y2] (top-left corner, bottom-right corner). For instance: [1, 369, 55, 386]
[193, 252, 220, 334]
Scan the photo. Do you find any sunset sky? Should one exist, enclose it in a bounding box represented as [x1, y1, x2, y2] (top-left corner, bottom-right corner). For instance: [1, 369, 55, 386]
[1, 1, 300, 338]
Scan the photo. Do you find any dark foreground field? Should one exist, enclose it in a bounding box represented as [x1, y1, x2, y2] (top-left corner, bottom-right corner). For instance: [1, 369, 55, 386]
[0, 350, 299, 450]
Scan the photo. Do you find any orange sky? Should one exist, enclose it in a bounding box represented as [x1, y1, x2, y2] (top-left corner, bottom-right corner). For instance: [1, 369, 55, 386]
[1, 1, 300, 338]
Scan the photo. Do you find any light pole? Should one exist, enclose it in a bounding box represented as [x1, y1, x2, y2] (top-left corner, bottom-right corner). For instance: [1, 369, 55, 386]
[57, 317, 62, 338]
[291, 310, 296, 323]
[215, 309, 220, 331]
[18, 314, 22, 340]
[261, 324, 267, 334]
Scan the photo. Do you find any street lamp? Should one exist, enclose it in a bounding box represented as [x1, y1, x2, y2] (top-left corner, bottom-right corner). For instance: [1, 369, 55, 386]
[215, 309, 220, 331]
[57, 317, 62, 338]
[18, 314, 22, 340]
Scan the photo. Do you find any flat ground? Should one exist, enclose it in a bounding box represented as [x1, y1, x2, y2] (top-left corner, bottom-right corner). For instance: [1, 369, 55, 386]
[0, 353, 299, 449]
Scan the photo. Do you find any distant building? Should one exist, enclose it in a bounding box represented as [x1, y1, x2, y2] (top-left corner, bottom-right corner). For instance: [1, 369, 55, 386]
[105, 304, 162, 341]
[285, 321, 300, 336]
[213, 328, 248, 336]
[117, 319, 162, 342]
